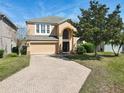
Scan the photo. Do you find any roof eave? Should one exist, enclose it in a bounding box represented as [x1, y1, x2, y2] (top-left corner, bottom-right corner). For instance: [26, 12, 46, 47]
[26, 21, 59, 25]
[58, 19, 68, 24]
[26, 17, 68, 25]
[27, 39, 58, 41]
[0, 14, 18, 30]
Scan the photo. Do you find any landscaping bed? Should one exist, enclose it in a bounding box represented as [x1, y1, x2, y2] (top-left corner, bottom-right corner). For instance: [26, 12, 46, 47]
[0, 55, 30, 81]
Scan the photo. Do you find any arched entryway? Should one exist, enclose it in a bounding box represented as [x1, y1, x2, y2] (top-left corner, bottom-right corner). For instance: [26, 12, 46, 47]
[62, 28, 71, 52]
[63, 29, 69, 39]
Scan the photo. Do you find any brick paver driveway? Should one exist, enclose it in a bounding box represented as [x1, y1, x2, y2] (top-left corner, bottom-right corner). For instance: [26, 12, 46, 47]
[0, 55, 91, 93]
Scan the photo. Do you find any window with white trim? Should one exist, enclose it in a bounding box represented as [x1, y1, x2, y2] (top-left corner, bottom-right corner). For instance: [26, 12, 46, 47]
[47, 25, 50, 33]
[35, 24, 51, 35]
[36, 24, 40, 33]
[41, 24, 45, 33]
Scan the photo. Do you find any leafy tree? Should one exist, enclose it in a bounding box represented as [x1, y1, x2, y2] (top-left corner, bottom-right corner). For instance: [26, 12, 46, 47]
[74, 0, 109, 56]
[109, 32, 124, 56]
[72, 0, 124, 56]
[106, 4, 123, 56]
[17, 27, 26, 56]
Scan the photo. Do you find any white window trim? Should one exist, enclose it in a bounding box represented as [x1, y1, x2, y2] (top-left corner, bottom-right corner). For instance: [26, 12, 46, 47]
[35, 24, 40, 34]
[46, 24, 50, 33]
[41, 24, 45, 33]
[35, 24, 51, 35]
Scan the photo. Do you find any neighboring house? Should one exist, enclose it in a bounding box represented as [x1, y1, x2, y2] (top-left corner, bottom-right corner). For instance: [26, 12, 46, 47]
[97, 43, 124, 53]
[0, 13, 17, 54]
[26, 16, 78, 55]
[104, 44, 124, 53]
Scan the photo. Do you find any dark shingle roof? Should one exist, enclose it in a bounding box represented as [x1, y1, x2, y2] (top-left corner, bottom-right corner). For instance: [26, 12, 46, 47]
[26, 16, 67, 24]
[26, 35, 58, 41]
[0, 12, 17, 30]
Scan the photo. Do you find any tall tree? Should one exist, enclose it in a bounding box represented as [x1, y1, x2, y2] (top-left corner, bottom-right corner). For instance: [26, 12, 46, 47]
[17, 26, 26, 56]
[106, 4, 123, 56]
[75, 0, 109, 56]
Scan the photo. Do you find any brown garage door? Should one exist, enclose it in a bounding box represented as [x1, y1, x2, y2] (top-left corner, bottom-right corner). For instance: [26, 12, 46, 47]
[30, 43, 56, 54]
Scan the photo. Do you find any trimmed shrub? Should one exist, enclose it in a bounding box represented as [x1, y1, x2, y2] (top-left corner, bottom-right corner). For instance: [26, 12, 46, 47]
[6, 53, 18, 57]
[21, 46, 27, 55]
[77, 44, 86, 54]
[12, 46, 19, 54]
[0, 49, 4, 58]
[83, 43, 95, 53]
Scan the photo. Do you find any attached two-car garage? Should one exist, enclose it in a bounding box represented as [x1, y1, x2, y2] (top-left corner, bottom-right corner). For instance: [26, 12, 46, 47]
[30, 43, 57, 55]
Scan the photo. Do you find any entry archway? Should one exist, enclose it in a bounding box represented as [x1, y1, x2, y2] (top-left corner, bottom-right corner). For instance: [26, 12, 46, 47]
[62, 28, 71, 52]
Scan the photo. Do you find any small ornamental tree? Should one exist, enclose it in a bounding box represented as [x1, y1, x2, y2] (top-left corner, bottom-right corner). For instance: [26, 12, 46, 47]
[106, 4, 123, 56]
[109, 31, 124, 56]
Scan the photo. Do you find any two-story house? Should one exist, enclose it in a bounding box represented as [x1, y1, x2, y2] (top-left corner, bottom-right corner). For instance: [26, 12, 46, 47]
[0, 13, 17, 54]
[26, 16, 78, 55]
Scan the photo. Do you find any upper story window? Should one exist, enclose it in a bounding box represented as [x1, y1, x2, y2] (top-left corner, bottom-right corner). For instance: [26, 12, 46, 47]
[47, 25, 50, 33]
[41, 24, 45, 33]
[63, 29, 69, 39]
[35, 24, 51, 35]
[36, 24, 40, 33]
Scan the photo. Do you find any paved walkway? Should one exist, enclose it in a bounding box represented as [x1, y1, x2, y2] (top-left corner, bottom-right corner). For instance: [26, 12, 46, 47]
[0, 55, 91, 93]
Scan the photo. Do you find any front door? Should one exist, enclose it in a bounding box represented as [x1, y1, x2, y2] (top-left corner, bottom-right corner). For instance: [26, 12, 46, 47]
[63, 42, 69, 52]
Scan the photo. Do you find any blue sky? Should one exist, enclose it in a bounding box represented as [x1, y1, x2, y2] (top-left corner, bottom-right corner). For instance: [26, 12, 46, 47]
[0, 0, 124, 27]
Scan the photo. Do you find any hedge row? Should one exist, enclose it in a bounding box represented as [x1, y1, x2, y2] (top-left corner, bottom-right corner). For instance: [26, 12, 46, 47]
[0, 46, 27, 58]
[0, 49, 4, 58]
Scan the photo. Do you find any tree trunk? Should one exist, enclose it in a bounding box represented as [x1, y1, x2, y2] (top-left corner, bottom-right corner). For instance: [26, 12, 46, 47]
[18, 46, 22, 56]
[94, 45, 98, 57]
[111, 44, 118, 56]
[117, 44, 122, 56]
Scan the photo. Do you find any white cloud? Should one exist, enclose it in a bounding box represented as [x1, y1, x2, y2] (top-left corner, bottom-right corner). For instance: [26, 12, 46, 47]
[0, 0, 82, 26]
[50, 3, 81, 15]
[0, 1, 13, 8]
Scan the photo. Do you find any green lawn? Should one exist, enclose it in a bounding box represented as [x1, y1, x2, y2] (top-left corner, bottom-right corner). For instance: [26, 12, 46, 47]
[66, 53, 124, 93]
[0, 56, 30, 81]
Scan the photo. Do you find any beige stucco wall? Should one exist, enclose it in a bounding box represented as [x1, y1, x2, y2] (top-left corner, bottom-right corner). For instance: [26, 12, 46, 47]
[27, 23, 35, 35]
[27, 23, 58, 36]
[26, 21, 77, 54]
[73, 37, 79, 53]
[58, 22, 77, 53]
